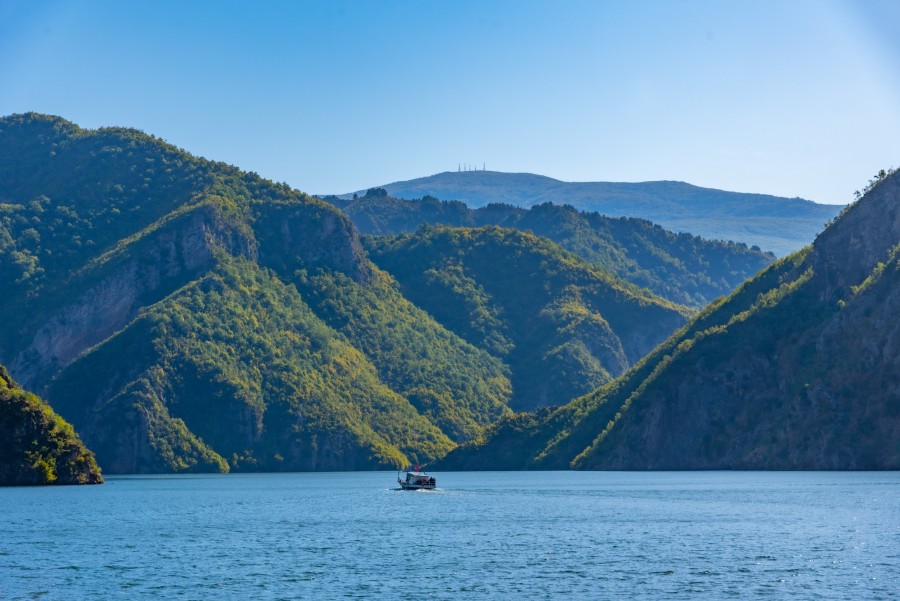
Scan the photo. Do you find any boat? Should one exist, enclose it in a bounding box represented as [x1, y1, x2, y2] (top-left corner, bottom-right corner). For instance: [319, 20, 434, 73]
[397, 467, 436, 490]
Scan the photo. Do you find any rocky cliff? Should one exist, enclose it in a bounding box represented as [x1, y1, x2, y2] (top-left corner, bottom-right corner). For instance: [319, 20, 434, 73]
[441, 169, 900, 470]
[0, 114, 511, 473]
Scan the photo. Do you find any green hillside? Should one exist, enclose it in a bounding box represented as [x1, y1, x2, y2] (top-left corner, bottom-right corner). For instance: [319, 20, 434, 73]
[327, 190, 774, 307]
[0, 365, 102, 485]
[0, 113, 511, 472]
[365, 225, 690, 410]
[440, 169, 900, 470]
[341, 171, 843, 256]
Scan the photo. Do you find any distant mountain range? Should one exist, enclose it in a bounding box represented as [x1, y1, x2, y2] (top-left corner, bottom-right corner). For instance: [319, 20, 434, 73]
[340, 171, 843, 256]
[325, 190, 774, 308]
[439, 168, 900, 470]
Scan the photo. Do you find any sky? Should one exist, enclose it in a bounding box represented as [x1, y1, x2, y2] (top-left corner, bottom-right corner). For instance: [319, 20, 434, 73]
[1, 0, 898, 204]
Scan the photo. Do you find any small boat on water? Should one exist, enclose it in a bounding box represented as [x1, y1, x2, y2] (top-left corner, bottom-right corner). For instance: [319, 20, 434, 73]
[398, 467, 436, 490]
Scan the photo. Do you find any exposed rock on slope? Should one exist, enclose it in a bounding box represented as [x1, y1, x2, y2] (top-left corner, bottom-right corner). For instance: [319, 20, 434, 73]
[440, 169, 900, 470]
[0, 113, 511, 473]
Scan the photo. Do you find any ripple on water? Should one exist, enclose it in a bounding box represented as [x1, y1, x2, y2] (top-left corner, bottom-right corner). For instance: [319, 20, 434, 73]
[1, 472, 899, 600]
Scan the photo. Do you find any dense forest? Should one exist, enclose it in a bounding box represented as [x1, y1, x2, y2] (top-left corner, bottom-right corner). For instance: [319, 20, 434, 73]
[0, 113, 698, 474]
[440, 169, 900, 470]
[326, 190, 774, 308]
[365, 225, 689, 410]
[2, 113, 871, 475]
[0, 365, 102, 485]
[0, 113, 515, 472]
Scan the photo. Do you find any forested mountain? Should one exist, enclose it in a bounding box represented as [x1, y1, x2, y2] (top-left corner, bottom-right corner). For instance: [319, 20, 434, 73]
[0, 365, 102, 485]
[340, 171, 843, 256]
[439, 169, 900, 470]
[365, 226, 690, 410]
[0, 113, 513, 473]
[326, 190, 774, 307]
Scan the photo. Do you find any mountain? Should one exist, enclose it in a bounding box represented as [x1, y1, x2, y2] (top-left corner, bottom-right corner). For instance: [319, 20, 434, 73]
[439, 168, 900, 470]
[365, 225, 691, 410]
[0, 365, 103, 485]
[0, 113, 513, 473]
[341, 171, 843, 256]
[325, 190, 775, 308]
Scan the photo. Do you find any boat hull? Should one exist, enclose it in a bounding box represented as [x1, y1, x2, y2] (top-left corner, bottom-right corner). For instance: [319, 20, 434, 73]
[398, 481, 436, 491]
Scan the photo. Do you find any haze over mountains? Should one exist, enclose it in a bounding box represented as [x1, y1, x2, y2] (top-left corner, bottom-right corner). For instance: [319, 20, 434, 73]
[342, 171, 843, 257]
[440, 169, 900, 470]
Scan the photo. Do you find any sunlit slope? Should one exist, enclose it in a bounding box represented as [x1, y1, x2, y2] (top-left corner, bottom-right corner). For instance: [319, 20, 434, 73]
[0, 365, 103, 485]
[366, 225, 690, 411]
[327, 189, 774, 307]
[0, 113, 511, 472]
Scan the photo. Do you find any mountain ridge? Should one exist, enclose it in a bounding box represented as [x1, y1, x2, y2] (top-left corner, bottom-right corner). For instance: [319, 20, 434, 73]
[339, 171, 843, 256]
[438, 168, 900, 470]
[0, 113, 512, 472]
[364, 225, 690, 410]
[2, 113, 699, 474]
[325, 190, 774, 308]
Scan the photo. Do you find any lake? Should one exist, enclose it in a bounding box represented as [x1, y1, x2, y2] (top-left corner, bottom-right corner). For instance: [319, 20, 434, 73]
[1, 471, 898, 599]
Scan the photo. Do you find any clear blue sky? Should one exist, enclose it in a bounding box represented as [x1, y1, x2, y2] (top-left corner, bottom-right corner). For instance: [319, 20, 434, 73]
[2, 0, 898, 204]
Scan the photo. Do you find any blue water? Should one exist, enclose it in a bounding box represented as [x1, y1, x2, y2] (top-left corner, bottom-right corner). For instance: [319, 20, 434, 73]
[1, 472, 898, 600]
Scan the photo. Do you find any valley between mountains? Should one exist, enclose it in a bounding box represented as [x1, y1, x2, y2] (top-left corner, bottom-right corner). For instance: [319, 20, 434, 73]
[1, 113, 895, 481]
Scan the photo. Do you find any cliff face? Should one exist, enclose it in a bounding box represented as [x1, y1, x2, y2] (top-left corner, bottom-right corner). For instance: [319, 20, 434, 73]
[809, 175, 900, 299]
[0, 114, 510, 473]
[441, 170, 900, 470]
[0, 366, 103, 485]
[10, 203, 255, 389]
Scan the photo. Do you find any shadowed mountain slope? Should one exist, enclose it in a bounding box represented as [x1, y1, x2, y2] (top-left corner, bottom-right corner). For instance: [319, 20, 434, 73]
[439, 169, 900, 470]
[0, 365, 103, 485]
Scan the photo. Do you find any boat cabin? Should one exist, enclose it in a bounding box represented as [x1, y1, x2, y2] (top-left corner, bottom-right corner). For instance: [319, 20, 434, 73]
[399, 470, 436, 489]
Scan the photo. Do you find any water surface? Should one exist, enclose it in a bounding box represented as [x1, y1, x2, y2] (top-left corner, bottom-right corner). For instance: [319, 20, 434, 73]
[1, 471, 898, 599]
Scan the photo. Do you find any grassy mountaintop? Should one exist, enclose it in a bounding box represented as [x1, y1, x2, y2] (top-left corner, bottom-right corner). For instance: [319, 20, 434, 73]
[341, 171, 843, 256]
[440, 168, 900, 470]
